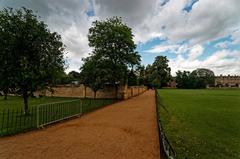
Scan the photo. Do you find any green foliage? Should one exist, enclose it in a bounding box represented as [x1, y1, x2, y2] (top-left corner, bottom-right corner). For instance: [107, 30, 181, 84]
[0, 8, 65, 112]
[80, 55, 109, 97]
[136, 65, 146, 85]
[192, 68, 215, 86]
[176, 68, 215, 89]
[145, 56, 171, 88]
[87, 17, 141, 86]
[54, 71, 72, 85]
[127, 70, 138, 86]
[158, 89, 240, 159]
[68, 71, 81, 81]
[80, 17, 141, 97]
[176, 70, 191, 88]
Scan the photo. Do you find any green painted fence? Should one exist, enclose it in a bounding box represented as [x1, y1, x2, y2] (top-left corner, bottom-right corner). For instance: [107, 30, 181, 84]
[0, 98, 118, 136]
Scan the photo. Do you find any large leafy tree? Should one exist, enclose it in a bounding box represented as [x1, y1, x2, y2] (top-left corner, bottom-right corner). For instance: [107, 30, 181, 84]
[0, 8, 65, 113]
[0, 62, 15, 100]
[80, 54, 109, 98]
[146, 56, 171, 88]
[192, 68, 215, 87]
[87, 17, 141, 96]
[176, 70, 191, 88]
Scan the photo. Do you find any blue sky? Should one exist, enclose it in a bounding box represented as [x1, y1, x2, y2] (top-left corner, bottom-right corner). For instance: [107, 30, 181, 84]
[140, 33, 240, 75]
[0, 0, 240, 75]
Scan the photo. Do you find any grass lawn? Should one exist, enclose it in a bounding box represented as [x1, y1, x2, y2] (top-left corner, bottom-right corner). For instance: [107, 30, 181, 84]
[157, 89, 240, 159]
[0, 96, 117, 136]
[0, 96, 78, 111]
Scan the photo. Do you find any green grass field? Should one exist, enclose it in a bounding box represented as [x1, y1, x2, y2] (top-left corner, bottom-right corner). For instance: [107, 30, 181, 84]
[0, 96, 78, 111]
[157, 89, 240, 159]
[0, 96, 117, 136]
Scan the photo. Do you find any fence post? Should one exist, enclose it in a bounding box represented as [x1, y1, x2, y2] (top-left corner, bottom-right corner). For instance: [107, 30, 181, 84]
[80, 100, 83, 115]
[36, 105, 40, 128]
[1, 110, 5, 132]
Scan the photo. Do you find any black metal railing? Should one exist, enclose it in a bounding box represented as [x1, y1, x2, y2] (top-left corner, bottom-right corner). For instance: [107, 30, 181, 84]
[155, 90, 176, 159]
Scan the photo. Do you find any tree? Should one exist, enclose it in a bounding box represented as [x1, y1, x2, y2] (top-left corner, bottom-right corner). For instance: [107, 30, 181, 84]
[176, 70, 191, 88]
[144, 64, 154, 88]
[54, 70, 72, 85]
[192, 68, 215, 87]
[145, 56, 171, 88]
[0, 8, 65, 113]
[136, 65, 145, 86]
[87, 17, 140, 97]
[175, 68, 215, 89]
[127, 70, 138, 86]
[68, 71, 81, 81]
[80, 55, 109, 98]
[0, 69, 15, 100]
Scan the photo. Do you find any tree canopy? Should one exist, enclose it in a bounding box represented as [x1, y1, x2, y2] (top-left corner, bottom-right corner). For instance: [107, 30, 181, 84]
[145, 56, 171, 88]
[80, 55, 109, 98]
[80, 17, 141, 97]
[176, 68, 215, 89]
[0, 8, 66, 112]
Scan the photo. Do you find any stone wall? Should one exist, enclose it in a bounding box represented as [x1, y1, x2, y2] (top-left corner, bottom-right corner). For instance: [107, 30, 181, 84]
[124, 86, 147, 99]
[36, 84, 147, 99]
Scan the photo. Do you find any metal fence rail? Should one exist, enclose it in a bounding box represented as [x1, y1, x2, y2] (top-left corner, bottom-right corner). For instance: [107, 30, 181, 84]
[0, 98, 118, 136]
[155, 90, 176, 159]
[0, 107, 38, 136]
[37, 99, 83, 128]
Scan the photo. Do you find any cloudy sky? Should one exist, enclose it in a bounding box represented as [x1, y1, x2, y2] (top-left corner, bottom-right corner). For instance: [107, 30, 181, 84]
[1, 0, 240, 75]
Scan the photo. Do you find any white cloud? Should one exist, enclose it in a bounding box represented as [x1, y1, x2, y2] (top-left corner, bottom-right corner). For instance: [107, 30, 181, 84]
[92, 0, 240, 49]
[170, 50, 240, 76]
[158, 0, 240, 44]
[0, 0, 92, 72]
[214, 41, 231, 49]
[188, 44, 204, 61]
[231, 29, 240, 44]
[93, 0, 240, 45]
[144, 44, 180, 54]
[145, 43, 204, 61]
[93, 0, 157, 26]
[1, 0, 240, 75]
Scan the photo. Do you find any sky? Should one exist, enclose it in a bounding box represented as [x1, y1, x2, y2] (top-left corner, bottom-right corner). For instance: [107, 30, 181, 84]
[0, 0, 240, 76]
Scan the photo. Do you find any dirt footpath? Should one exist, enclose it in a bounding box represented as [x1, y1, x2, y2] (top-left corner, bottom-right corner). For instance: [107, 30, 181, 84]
[0, 90, 160, 159]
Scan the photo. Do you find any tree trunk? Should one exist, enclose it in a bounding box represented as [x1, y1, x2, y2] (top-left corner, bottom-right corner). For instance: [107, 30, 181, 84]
[94, 91, 97, 99]
[4, 94, 7, 100]
[23, 92, 29, 114]
[3, 89, 8, 100]
[115, 85, 118, 99]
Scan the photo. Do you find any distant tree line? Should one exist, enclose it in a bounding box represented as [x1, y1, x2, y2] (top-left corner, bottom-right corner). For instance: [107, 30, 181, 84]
[176, 68, 215, 89]
[55, 71, 81, 85]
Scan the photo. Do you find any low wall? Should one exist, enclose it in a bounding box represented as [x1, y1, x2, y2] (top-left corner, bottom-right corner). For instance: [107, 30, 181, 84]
[36, 84, 147, 99]
[125, 86, 147, 99]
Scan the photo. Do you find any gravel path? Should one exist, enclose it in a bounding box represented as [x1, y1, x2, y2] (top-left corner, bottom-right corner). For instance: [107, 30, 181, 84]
[0, 90, 160, 159]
